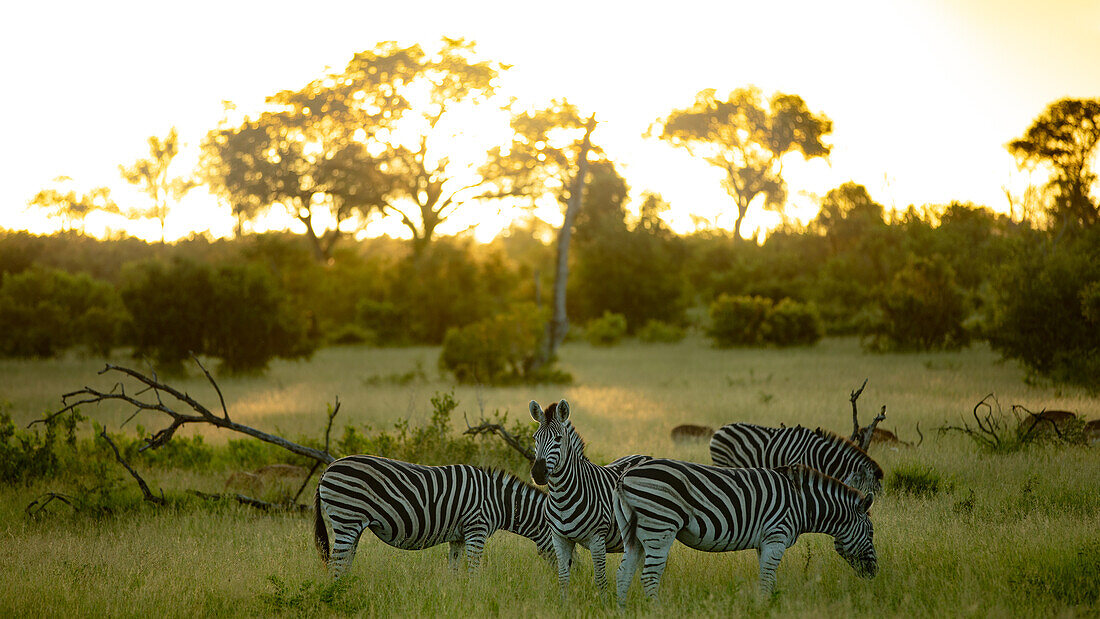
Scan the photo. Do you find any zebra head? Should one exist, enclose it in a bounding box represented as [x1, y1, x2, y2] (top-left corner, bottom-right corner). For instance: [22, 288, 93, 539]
[530, 399, 570, 485]
[833, 492, 878, 579]
[843, 467, 884, 497]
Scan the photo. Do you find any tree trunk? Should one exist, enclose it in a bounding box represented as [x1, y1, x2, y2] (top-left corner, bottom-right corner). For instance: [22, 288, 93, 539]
[536, 115, 597, 370]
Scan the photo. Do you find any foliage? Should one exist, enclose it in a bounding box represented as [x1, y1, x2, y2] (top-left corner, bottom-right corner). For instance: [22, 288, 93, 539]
[27, 180, 117, 233]
[637, 319, 686, 343]
[862, 255, 970, 352]
[334, 391, 534, 473]
[706, 294, 772, 347]
[654, 86, 832, 239]
[119, 127, 197, 243]
[120, 258, 316, 372]
[765, 298, 824, 347]
[986, 229, 1100, 388]
[887, 463, 945, 497]
[439, 304, 569, 385]
[1008, 98, 1100, 229]
[0, 409, 80, 485]
[0, 266, 127, 357]
[262, 575, 365, 615]
[584, 312, 628, 347]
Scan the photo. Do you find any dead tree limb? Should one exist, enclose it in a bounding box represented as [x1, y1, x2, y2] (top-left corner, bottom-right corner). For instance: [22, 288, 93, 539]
[939, 393, 1007, 449]
[291, 397, 341, 504]
[848, 379, 886, 451]
[188, 490, 311, 514]
[463, 412, 535, 462]
[25, 492, 74, 519]
[34, 361, 335, 465]
[99, 428, 165, 505]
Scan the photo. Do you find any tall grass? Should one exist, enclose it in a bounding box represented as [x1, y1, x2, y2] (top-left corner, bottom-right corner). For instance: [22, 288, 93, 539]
[1, 336, 1097, 616]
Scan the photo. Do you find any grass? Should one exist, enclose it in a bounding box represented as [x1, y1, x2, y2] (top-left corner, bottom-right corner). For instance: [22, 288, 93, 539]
[1, 336, 1098, 617]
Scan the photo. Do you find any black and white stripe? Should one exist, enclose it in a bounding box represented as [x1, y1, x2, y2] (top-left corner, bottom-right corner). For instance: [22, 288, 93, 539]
[614, 459, 877, 604]
[529, 399, 652, 598]
[710, 422, 884, 495]
[314, 455, 553, 579]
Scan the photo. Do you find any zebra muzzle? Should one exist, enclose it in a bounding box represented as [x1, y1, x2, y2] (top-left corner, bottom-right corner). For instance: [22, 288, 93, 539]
[531, 459, 548, 485]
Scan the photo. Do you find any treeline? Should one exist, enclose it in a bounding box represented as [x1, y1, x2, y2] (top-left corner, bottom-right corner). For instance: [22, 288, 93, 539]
[3, 176, 1098, 388]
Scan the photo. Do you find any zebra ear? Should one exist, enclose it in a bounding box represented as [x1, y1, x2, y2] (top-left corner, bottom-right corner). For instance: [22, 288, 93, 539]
[529, 400, 543, 422]
[557, 399, 570, 421]
[861, 492, 874, 512]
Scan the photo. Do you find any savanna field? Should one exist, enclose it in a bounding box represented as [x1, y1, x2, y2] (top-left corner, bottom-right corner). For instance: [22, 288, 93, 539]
[0, 336, 1097, 618]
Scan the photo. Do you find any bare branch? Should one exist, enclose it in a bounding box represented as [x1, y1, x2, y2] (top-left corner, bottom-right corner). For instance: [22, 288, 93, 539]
[187, 490, 310, 513]
[291, 396, 342, 504]
[26, 492, 74, 519]
[849, 378, 868, 441]
[192, 354, 229, 421]
[99, 428, 165, 505]
[463, 411, 535, 462]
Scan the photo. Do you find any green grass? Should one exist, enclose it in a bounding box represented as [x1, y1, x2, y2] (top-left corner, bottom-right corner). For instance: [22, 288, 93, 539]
[1, 336, 1098, 617]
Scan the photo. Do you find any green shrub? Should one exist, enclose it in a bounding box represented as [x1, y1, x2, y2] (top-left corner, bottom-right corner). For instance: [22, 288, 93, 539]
[862, 255, 970, 352]
[887, 463, 945, 497]
[706, 294, 772, 347]
[986, 230, 1100, 388]
[0, 409, 81, 485]
[355, 299, 405, 345]
[439, 304, 569, 385]
[585, 311, 628, 346]
[637, 319, 686, 343]
[0, 267, 126, 358]
[764, 299, 824, 347]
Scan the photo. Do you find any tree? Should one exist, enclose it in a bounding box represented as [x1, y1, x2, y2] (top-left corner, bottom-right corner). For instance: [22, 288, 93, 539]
[653, 87, 832, 240]
[27, 178, 117, 233]
[810, 182, 886, 255]
[119, 128, 197, 243]
[202, 38, 510, 259]
[1008, 98, 1100, 230]
[479, 100, 600, 366]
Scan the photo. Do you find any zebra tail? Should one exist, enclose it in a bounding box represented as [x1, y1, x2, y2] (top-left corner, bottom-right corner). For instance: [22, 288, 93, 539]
[614, 483, 639, 553]
[314, 487, 330, 564]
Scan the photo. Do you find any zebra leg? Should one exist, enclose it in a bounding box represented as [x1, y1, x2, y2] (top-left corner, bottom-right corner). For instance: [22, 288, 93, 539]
[552, 533, 576, 601]
[757, 539, 788, 597]
[448, 540, 464, 571]
[589, 533, 610, 599]
[463, 524, 490, 572]
[639, 529, 676, 601]
[616, 535, 644, 607]
[328, 521, 367, 580]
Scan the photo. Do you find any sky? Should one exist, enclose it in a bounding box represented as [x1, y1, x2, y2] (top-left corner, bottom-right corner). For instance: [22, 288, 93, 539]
[1, 0, 1099, 242]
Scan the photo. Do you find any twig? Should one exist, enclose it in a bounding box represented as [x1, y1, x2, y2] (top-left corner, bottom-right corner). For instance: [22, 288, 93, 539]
[192, 354, 229, 421]
[99, 429, 165, 505]
[849, 378, 868, 440]
[463, 412, 535, 462]
[188, 490, 310, 513]
[26, 492, 74, 519]
[292, 396, 342, 504]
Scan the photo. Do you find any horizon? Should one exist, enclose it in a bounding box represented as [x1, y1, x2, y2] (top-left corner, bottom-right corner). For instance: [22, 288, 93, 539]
[2, 0, 1098, 243]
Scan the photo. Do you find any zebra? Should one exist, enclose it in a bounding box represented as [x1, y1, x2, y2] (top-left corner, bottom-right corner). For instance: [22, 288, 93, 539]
[314, 455, 554, 579]
[614, 459, 876, 605]
[529, 399, 653, 599]
[710, 422, 884, 496]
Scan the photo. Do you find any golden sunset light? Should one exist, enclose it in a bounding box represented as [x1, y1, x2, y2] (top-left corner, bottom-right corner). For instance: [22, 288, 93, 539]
[3, 0, 1097, 241]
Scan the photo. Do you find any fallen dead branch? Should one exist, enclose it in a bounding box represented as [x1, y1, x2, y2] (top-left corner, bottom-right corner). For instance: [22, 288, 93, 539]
[463, 412, 535, 463]
[848, 379, 887, 451]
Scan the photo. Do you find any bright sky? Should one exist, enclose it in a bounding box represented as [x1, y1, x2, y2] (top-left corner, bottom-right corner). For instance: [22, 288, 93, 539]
[2, 0, 1099, 242]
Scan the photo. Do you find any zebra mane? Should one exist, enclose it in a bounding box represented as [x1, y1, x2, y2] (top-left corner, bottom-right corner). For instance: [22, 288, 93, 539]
[784, 463, 868, 503]
[482, 467, 547, 496]
[809, 427, 884, 480]
[544, 401, 589, 458]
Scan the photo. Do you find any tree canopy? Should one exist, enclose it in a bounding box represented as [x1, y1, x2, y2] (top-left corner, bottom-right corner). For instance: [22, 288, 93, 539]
[653, 87, 832, 240]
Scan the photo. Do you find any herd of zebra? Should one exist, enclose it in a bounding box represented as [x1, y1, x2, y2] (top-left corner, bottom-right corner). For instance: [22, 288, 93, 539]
[314, 398, 883, 606]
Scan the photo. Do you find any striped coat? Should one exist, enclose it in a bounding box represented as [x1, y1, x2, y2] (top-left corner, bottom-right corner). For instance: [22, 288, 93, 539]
[314, 455, 553, 578]
[614, 459, 877, 604]
[710, 422, 884, 495]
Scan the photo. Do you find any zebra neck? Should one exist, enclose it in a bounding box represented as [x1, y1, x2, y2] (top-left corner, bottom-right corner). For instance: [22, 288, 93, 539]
[548, 424, 593, 483]
[798, 484, 855, 537]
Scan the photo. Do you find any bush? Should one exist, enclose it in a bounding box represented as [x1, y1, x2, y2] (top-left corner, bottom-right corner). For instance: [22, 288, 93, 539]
[637, 320, 686, 343]
[439, 304, 569, 385]
[862, 255, 970, 352]
[585, 312, 628, 346]
[764, 299, 824, 347]
[0, 267, 126, 358]
[887, 463, 945, 497]
[121, 259, 316, 373]
[986, 230, 1100, 388]
[706, 294, 772, 347]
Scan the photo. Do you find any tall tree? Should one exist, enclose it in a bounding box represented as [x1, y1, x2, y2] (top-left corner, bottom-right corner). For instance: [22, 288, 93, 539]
[653, 87, 832, 240]
[201, 38, 510, 259]
[1008, 98, 1100, 229]
[119, 128, 197, 243]
[27, 178, 117, 233]
[480, 100, 600, 365]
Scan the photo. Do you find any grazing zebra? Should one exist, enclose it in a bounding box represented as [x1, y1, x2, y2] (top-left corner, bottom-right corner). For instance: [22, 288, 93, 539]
[314, 455, 554, 579]
[710, 422, 884, 495]
[614, 460, 876, 605]
[529, 399, 652, 598]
